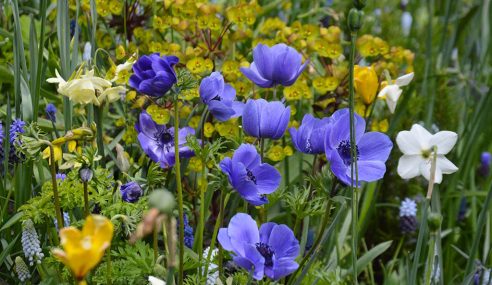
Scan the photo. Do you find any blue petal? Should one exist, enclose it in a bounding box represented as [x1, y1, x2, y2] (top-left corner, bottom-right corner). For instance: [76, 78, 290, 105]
[327, 108, 366, 149]
[268, 225, 299, 259]
[208, 100, 235, 122]
[352, 160, 387, 182]
[232, 144, 261, 169]
[259, 222, 277, 244]
[242, 99, 261, 138]
[218, 228, 234, 251]
[240, 64, 273, 88]
[252, 163, 281, 194]
[358, 132, 393, 162]
[271, 44, 302, 85]
[227, 213, 260, 256]
[268, 258, 299, 280]
[199, 72, 224, 103]
[253, 43, 274, 80]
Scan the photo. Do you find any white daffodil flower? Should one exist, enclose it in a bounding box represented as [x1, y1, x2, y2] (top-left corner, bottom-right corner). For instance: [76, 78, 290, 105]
[396, 124, 458, 184]
[148, 276, 166, 285]
[377, 72, 414, 113]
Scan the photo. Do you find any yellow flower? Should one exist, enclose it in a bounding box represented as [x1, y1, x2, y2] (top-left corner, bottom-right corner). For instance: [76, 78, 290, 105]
[203, 122, 215, 138]
[147, 104, 171, 125]
[222, 60, 241, 82]
[313, 40, 342, 59]
[283, 146, 294, 156]
[371, 119, 389, 132]
[186, 57, 213, 75]
[126, 90, 137, 102]
[189, 116, 201, 129]
[354, 65, 379, 105]
[283, 81, 311, 101]
[188, 157, 203, 172]
[115, 45, 126, 60]
[267, 145, 285, 162]
[52, 215, 114, 282]
[313, 76, 339, 93]
[42, 145, 63, 165]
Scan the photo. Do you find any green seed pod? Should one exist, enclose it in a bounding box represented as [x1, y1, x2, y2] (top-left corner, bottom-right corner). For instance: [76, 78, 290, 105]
[149, 189, 176, 214]
[353, 0, 367, 10]
[348, 8, 364, 32]
[427, 212, 443, 232]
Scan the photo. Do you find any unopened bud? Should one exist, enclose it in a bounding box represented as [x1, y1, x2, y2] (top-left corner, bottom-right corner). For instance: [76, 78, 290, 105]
[149, 189, 176, 214]
[427, 212, 442, 232]
[79, 167, 93, 182]
[353, 0, 366, 9]
[348, 8, 364, 32]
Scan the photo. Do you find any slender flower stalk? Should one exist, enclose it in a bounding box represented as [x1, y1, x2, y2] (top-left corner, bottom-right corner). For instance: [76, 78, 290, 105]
[173, 92, 185, 285]
[95, 104, 105, 166]
[48, 143, 64, 230]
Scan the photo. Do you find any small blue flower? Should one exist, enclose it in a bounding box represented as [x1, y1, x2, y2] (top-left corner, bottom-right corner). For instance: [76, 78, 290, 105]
[129, 53, 179, 98]
[45, 103, 57, 123]
[199, 72, 244, 121]
[240, 43, 308, 88]
[120, 181, 143, 203]
[218, 213, 300, 280]
[21, 219, 44, 266]
[289, 114, 331, 154]
[242, 99, 290, 140]
[9, 119, 26, 144]
[183, 214, 194, 248]
[56, 173, 67, 181]
[53, 212, 71, 231]
[220, 144, 281, 206]
[480, 152, 491, 177]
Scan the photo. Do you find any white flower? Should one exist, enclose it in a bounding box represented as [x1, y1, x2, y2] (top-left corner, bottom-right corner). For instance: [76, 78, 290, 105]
[401, 11, 413, 36]
[83, 42, 92, 62]
[396, 124, 458, 184]
[148, 276, 166, 285]
[377, 73, 414, 113]
[112, 56, 135, 82]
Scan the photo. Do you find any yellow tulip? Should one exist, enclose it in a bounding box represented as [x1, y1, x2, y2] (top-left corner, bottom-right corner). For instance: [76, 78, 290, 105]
[52, 215, 113, 283]
[354, 65, 379, 105]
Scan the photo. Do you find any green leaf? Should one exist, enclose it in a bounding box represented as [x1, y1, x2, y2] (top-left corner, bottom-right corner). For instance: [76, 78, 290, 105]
[0, 65, 14, 83]
[0, 212, 23, 233]
[349, 240, 393, 276]
[0, 235, 19, 267]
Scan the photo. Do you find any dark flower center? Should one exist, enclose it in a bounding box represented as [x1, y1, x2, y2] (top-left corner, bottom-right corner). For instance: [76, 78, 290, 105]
[246, 169, 257, 184]
[337, 140, 359, 166]
[155, 129, 174, 151]
[211, 95, 222, 101]
[255, 242, 274, 267]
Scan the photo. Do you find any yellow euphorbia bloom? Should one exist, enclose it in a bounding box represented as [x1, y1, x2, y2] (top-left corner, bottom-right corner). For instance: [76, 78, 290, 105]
[354, 65, 379, 105]
[52, 215, 113, 283]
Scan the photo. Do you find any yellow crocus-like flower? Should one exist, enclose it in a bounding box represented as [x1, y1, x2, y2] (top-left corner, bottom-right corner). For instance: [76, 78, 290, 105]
[42, 145, 62, 165]
[354, 65, 379, 105]
[52, 215, 113, 283]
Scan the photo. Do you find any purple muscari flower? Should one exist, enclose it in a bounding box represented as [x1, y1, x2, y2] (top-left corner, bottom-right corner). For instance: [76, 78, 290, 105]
[240, 43, 308, 88]
[289, 114, 330, 154]
[129, 53, 179, 98]
[243, 99, 290, 140]
[56, 173, 67, 181]
[45, 103, 57, 123]
[218, 213, 299, 280]
[136, 111, 195, 168]
[9, 119, 26, 144]
[0, 123, 4, 162]
[199, 72, 244, 121]
[324, 109, 393, 186]
[177, 214, 194, 248]
[220, 144, 280, 206]
[479, 152, 491, 177]
[120, 181, 143, 203]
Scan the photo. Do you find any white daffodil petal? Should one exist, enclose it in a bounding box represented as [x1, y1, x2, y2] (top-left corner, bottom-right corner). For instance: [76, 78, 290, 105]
[148, 276, 166, 285]
[377, 86, 390, 99]
[397, 155, 424, 179]
[395, 72, 414, 86]
[396, 129, 426, 155]
[429, 131, 458, 154]
[386, 97, 397, 114]
[409, 124, 432, 150]
[437, 156, 459, 174]
[419, 160, 443, 184]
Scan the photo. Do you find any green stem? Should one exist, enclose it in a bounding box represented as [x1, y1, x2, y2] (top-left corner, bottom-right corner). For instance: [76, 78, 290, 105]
[174, 95, 185, 285]
[106, 247, 112, 285]
[95, 104, 105, 166]
[424, 234, 436, 285]
[197, 166, 206, 278]
[49, 144, 64, 230]
[348, 31, 359, 284]
[83, 181, 89, 217]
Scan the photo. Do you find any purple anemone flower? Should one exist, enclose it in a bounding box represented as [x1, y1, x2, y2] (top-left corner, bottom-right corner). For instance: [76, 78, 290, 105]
[136, 111, 195, 168]
[218, 213, 299, 280]
[120, 181, 143, 203]
[129, 53, 179, 98]
[219, 144, 280, 206]
[242, 99, 290, 140]
[289, 114, 331, 154]
[240, 43, 309, 88]
[324, 108, 393, 186]
[199, 72, 244, 121]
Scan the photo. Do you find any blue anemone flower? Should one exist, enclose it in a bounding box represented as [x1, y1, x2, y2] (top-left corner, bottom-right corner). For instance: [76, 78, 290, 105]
[218, 213, 299, 280]
[324, 108, 393, 186]
[240, 43, 308, 88]
[199, 72, 244, 121]
[242, 99, 290, 140]
[289, 114, 331, 154]
[220, 144, 280, 206]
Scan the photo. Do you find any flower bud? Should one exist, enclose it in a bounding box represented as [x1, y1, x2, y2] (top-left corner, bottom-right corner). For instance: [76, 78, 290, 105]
[79, 167, 93, 182]
[149, 189, 176, 214]
[348, 8, 364, 32]
[353, 0, 366, 9]
[427, 212, 442, 232]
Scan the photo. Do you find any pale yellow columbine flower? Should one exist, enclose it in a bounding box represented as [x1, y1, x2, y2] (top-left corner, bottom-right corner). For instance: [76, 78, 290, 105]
[52, 215, 114, 284]
[354, 65, 379, 105]
[42, 145, 62, 165]
[47, 69, 125, 106]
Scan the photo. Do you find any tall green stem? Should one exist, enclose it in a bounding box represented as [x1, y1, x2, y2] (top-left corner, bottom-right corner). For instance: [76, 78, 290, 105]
[348, 31, 359, 284]
[173, 94, 185, 285]
[95, 104, 105, 166]
[83, 181, 89, 217]
[49, 144, 64, 230]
